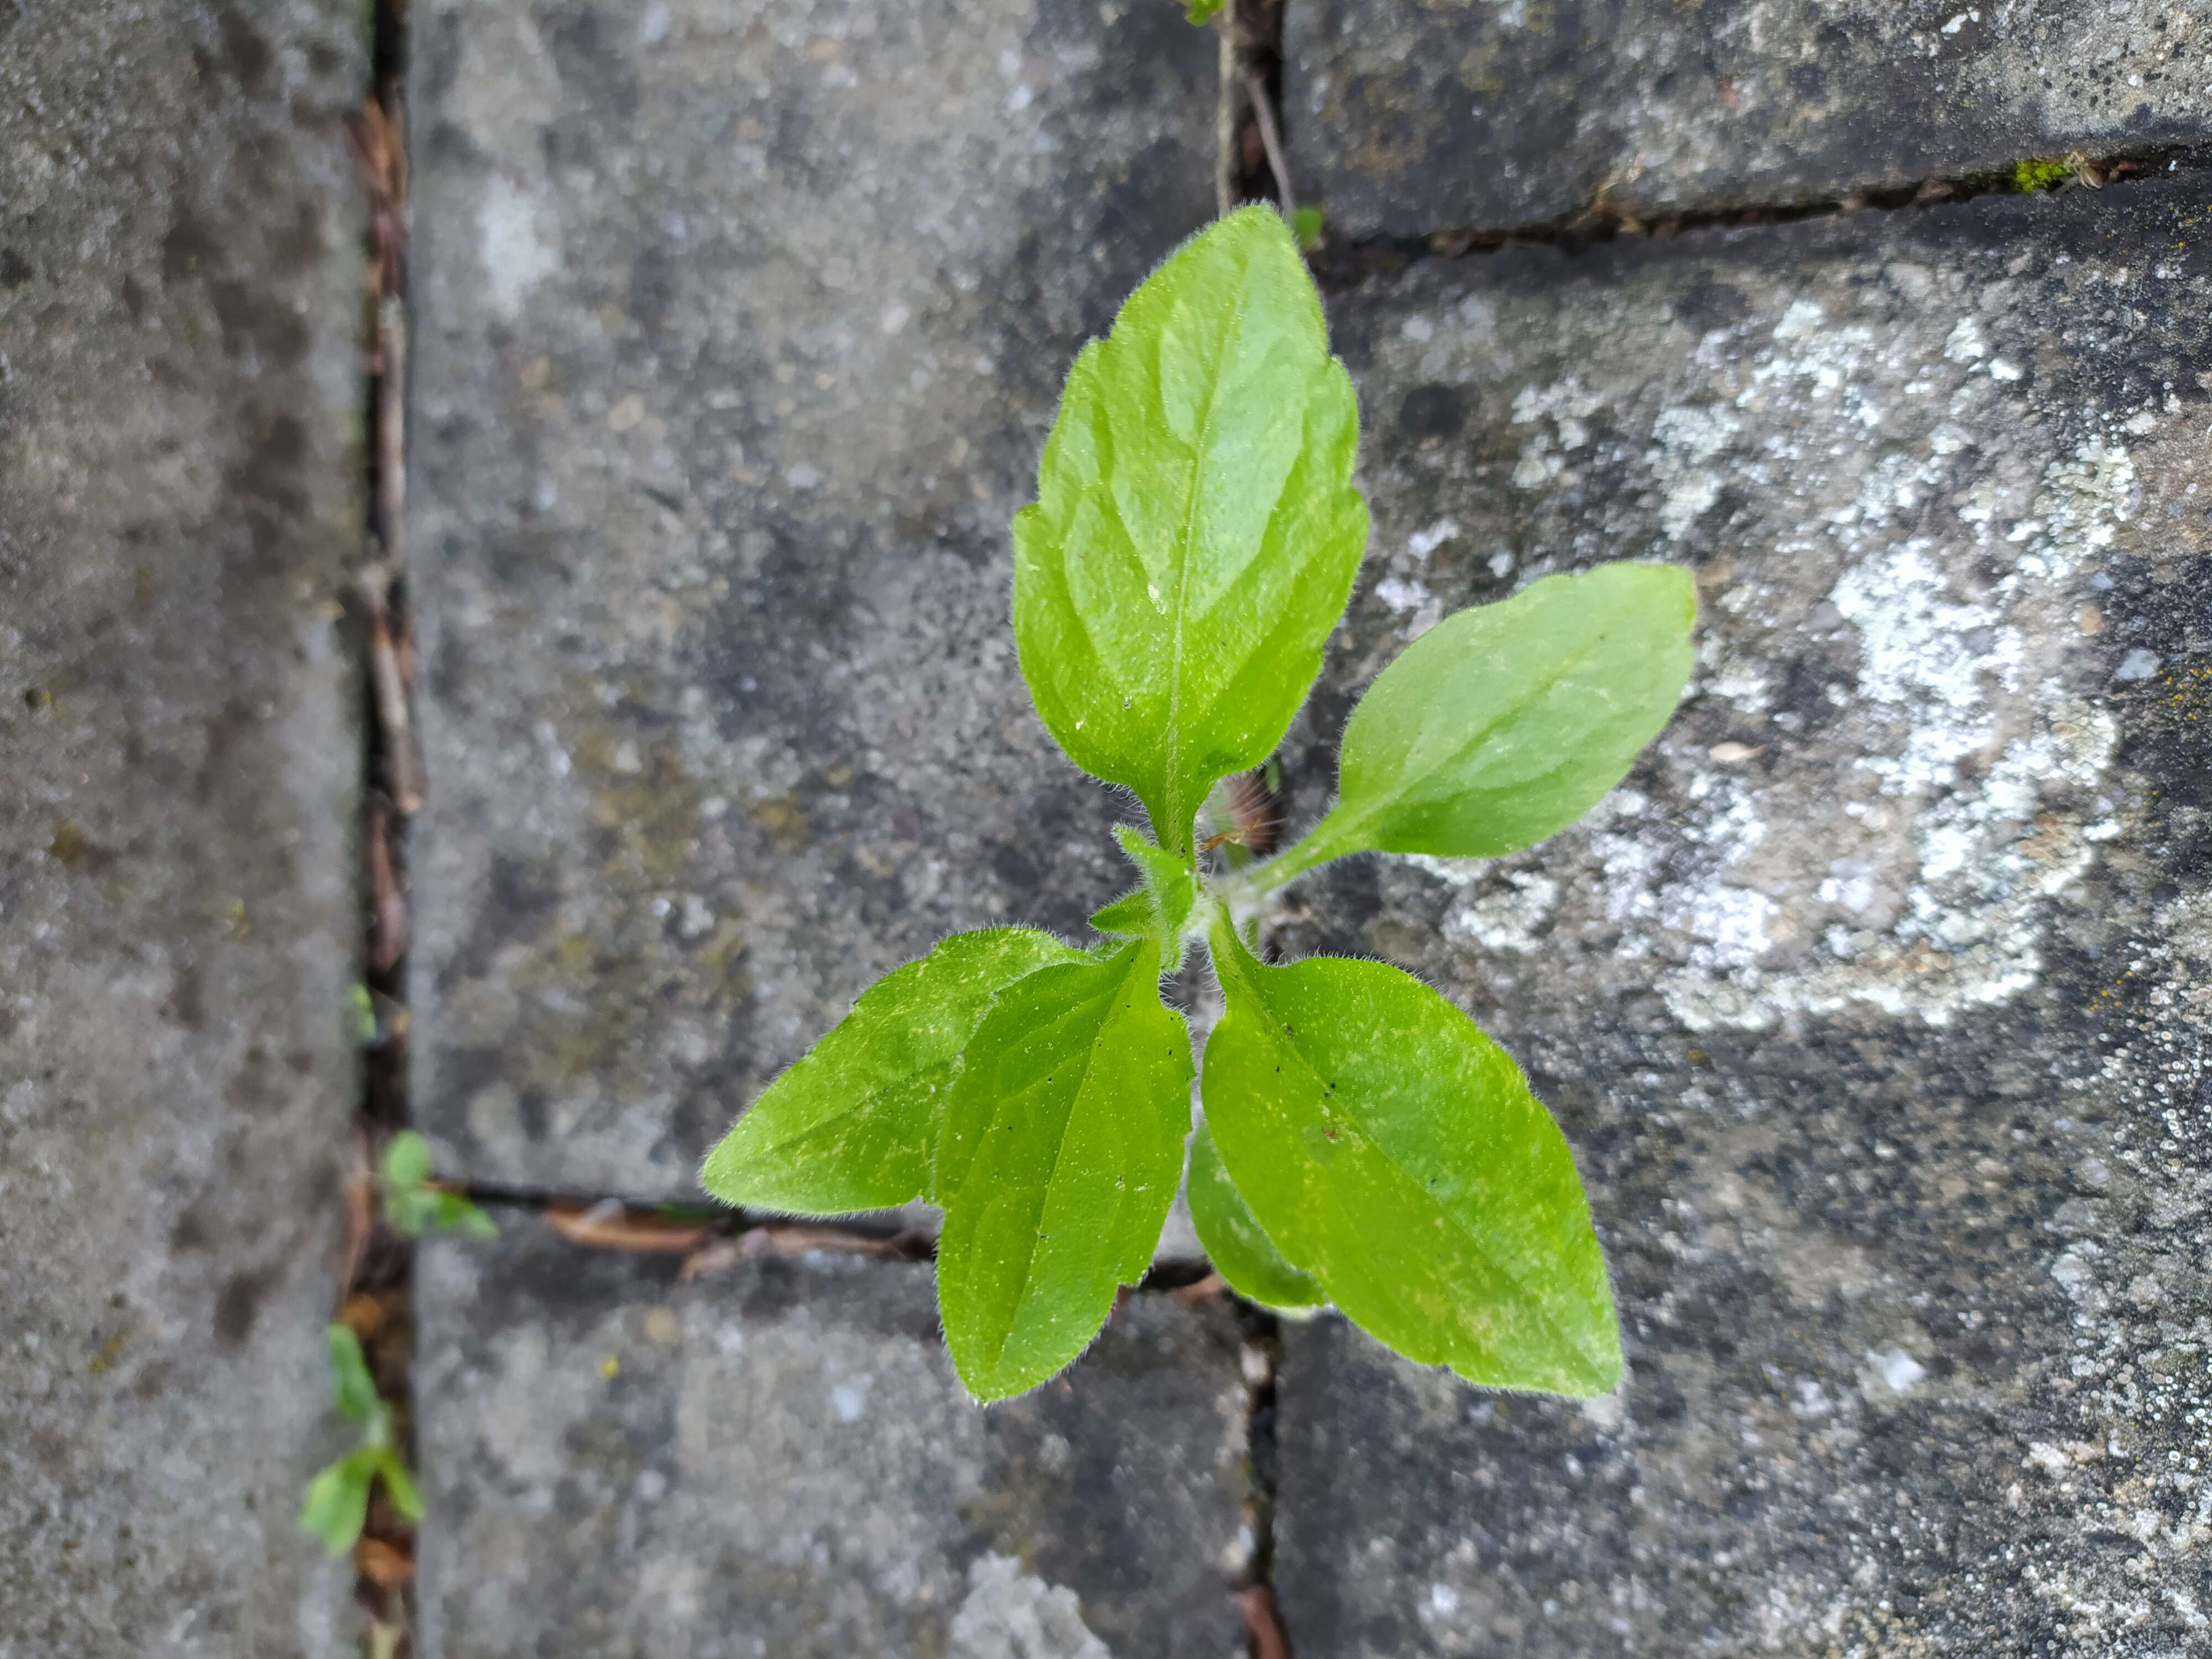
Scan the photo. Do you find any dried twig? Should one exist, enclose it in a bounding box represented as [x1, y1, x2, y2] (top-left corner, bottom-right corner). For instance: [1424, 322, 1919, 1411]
[338, 1122, 377, 1306]
[1241, 70, 1295, 223]
[367, 794, 408, 972]
[356, 1536, 414, 1589]
[1171, 1271, 1229, 1306]
[739, 1222, 933, 1262]
[376, 295, 408, 563]
[1235, 1585, 1291, 1659]
[358, 563, 424, 815]
[1212, 8, 1238, 218]
[545, 1199, 717, 1255]
[680, 1222, 932, 1281]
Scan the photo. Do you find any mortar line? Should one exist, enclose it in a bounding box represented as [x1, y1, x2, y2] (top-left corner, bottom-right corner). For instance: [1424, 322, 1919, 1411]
[1308, 140, 2212, 291]
[338, 0, 422, 1650]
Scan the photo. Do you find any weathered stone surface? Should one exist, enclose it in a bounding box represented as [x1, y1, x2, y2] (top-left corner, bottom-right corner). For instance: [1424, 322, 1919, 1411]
[0, 2, 364, 1653]
[1266, 180, 2212, 1653]
[409, 0, 1219, 1199]
[1288, 0, 2212, 239]
[415, 1227, 1253, 1656]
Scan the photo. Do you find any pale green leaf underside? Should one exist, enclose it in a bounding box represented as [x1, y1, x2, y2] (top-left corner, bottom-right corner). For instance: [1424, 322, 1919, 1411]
[1307, 562, 1694, 865]
[1091, 823, 1202, 951]
[935, 938, 1193, 1401]
[1202, 919, 1621, 1395]
[1187, 1120, 1324, 1311]
[1087, 889, 1155, 937]
[1014, 205, 1369, 857]
[300, 1453, 374, 1555]
[700, 928, 1089, 1216]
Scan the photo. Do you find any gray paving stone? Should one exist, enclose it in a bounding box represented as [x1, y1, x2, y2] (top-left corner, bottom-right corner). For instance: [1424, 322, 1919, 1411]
[1265, 180, 2212, 1655]
[0, 1, 365, 1652]
[407, 0, 1219, 1201]
[1287, 0, 2212, 239]
[415, 1226, 1254, 1657]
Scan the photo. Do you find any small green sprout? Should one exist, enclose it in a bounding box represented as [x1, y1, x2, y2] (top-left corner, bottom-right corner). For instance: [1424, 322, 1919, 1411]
[2014, 158, 2071, 193]
[300, 1326, 423, 1556]
[1291, 204, 1324, 249]
[703, 207, 1695, 1402]
[344, 983, 379, 1047]
[1185, 0, 1226, 23]
[380, 1130, 498, 1239]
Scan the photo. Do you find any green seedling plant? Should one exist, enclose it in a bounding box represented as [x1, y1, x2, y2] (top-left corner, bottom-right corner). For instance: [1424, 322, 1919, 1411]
[703, 206, 1694, 1402]
[379, 1129, 498, 1239]
[300, 1325, 422, 1555]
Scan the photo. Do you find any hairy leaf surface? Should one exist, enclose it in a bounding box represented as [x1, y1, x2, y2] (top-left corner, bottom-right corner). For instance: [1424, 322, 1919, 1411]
[1089, 823, 1201, 952]
[1187, 1120, 1323, 1311]
[1013, 205, 1368, 856]
[701, 928, 1089, 1215]
[935, 939, 1192, 1401]
[1203, 920, 1621, 1395]
[1290, 563, 1693, 873]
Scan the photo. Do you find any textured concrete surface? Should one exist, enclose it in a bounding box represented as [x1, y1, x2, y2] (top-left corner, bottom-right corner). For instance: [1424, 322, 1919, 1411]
[415, 1228, 1253, 1657]
[408, 0, 1219, 1201]
[1266, 179, 2212, 1655]
[1288, 0, 2212, 239]
[0, 1, 363, 1653]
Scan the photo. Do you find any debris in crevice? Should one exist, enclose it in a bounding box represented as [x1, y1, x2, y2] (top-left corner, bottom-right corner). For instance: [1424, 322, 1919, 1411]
[1307, 141, 2212, 291]
[1212, 0, 1286, 216]
[336, 0, 420, 1651]
[1232, 1311, 1292, 1659]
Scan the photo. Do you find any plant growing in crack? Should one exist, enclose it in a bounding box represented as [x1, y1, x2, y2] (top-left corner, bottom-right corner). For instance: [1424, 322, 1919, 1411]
[300, 1135, 489, 1556]
[379, 1129, 498, 1240]
[703, 206, 1694, 1402]
[301, 1325, 423, 1555]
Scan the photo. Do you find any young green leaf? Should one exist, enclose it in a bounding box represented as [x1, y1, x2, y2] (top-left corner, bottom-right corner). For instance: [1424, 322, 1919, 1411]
[374, 1448, 425, 1524]
[382, 1129, 435, 1193]
[345, 982, 379, 1047]
[1186, 1120, 1323, 1311]
[300, 1450, 376, 1556]
[1090, 823, 1202, 951]
[935, 938, 1193, 1400]
[1087, 889, 1157, 938]
[702, 927, 1091, 1215]
[1012, 205, 1368, 858]
[1202, 918, 1621, 1395]
[433, 1190, 500, 1239]
[327, 1324, 383, 1427]
[1257, 563, 1694, 890]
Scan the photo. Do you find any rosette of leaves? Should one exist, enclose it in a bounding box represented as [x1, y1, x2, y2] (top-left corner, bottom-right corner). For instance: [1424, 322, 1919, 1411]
[703, 206, 1694, 1402]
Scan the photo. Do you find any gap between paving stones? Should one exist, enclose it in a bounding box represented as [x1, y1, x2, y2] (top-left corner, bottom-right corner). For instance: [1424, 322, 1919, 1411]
[335, 0, 427, 1643]
[1215, 0, 1290, 217]
[1306, 138, 2212, 292]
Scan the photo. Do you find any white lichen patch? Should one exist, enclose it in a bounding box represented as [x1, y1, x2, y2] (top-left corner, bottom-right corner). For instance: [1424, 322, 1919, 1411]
[1510, 377, 1598, 489]
[949, 1553, 1114, 1659]
[1646, 403, 1742, 539]
[1364, 284, 2135, 1034]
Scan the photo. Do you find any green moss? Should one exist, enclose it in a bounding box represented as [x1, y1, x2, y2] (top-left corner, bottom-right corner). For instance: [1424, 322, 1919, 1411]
[2013, 158, 2071, 194]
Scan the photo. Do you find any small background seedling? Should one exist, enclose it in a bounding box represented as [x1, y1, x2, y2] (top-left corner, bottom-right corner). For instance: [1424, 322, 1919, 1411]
[304, 1134, 492, 1558]
[705, 206, 1694, 1402]
[301, 1326, 424, 1556]
[378, 1130, 497, 1240]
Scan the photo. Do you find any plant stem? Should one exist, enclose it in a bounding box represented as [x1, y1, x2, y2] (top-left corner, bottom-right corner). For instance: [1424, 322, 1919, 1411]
[1219, 812, 1351, 909]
